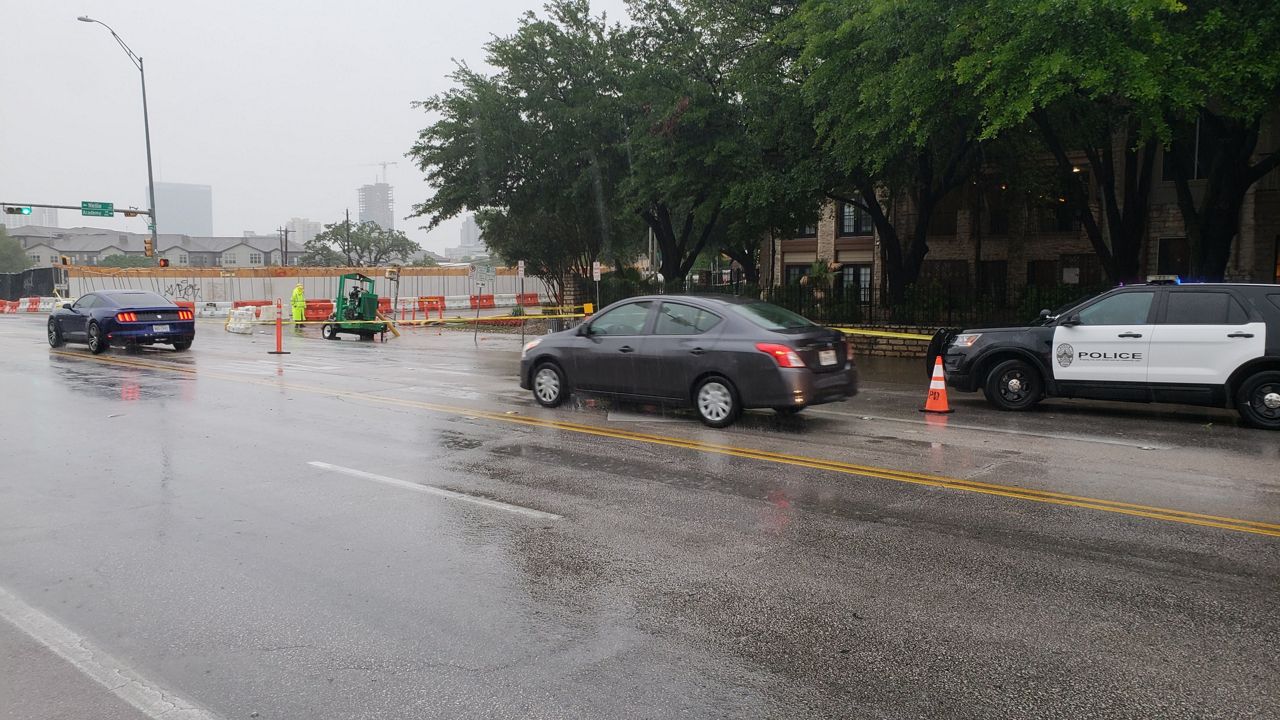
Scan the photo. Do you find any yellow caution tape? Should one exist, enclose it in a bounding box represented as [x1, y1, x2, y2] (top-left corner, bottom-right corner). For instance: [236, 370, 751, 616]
[833, 327, 934, 341]
[233, 313, 586, 327]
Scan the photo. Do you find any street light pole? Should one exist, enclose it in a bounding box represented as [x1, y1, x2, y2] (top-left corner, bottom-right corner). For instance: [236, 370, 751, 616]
[78, 16, 158, 256]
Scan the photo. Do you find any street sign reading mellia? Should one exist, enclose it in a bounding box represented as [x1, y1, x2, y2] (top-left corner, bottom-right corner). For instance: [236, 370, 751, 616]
[81, 201, 114, 217]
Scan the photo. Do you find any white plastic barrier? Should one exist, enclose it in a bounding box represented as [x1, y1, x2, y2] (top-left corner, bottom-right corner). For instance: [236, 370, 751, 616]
[444, 295, 471, 310]
[38, 297, 61, 312]
[198, 301, 233, 318]
[494, 294, 517, 308]
[257, 303, 282, 322]
[225, 307, 256, 334]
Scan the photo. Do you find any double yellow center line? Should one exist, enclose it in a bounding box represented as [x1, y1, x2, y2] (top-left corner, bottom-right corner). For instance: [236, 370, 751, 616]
[50, 349, 1280, 538]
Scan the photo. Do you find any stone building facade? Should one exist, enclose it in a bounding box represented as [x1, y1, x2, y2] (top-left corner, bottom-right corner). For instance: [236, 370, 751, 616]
[761, 131, 1280, 302]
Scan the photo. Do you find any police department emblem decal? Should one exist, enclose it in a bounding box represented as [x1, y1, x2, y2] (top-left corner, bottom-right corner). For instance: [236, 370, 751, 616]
[1056, 343, 1074, 368]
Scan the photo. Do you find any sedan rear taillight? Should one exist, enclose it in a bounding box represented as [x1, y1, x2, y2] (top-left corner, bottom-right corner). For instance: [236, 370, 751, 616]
[116, 312, 138, 322]
[756, 342, 805, 368]
[178, 309, 193, 320]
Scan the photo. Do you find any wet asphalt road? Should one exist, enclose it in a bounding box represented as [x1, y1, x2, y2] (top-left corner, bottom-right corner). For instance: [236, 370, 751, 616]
[0, 315, 1277, 719]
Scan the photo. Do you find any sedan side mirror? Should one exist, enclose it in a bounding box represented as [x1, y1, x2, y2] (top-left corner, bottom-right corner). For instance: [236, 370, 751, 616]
[61, 303, 73, 310]
[576, 323, 591, 337]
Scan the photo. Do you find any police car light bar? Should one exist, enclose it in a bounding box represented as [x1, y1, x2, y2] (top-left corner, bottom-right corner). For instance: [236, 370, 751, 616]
[1146, 274, 1182, 285]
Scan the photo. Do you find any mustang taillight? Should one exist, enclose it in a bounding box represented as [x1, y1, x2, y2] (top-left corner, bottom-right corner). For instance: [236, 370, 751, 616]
[755, 342, 805, 368]
[116, 312, 138, 322]
[178, 310, 193, 320]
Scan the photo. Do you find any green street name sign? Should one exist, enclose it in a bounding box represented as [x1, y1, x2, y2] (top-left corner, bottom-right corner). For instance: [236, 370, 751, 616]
[81, 201, 114, 217]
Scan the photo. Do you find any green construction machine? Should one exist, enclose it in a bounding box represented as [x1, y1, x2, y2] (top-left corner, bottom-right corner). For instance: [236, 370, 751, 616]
[322, 273, 389, 341]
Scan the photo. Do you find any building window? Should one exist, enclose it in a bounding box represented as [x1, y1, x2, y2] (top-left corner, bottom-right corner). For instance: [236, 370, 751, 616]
[1038, 200, 1078, 233]
[977, 260, 1008, 305]
[1059, 254, 1103, 286]
[223, 254, 236, 265]
[836, 264, 873, 303]
[927, 192, 960, 236]
[1162, 120, 1210, 181]
[249, 253, 262, 265]
[796, 223, 818, 239]
[1026, 260, 1057, 287]
[837, 203, 873, 236]
[28, 254, 40, 264]
[179, 254, 189, 266]
[985, 185, 1010, 235]
[785, 265, 810, 285]
[1157, 237, 1190, 277]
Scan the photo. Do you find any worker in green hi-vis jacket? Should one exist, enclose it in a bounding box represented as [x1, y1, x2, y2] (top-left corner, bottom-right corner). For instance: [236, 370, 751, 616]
[291, 282, 306, 329]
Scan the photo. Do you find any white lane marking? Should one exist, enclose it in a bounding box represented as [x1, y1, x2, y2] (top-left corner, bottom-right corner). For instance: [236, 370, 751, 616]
[805, 408, 1168, 450]
[0, 585, 223, 720]
[307, 461, 561, 520]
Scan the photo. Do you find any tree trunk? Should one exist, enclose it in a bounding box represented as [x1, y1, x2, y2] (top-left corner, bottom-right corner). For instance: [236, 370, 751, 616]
[640, 201, 721, 287]
[720, 244, 759, 283]
[1169, 113, 1280, 281]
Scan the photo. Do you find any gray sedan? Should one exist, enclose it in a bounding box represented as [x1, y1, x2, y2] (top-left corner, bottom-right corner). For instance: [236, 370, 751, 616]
[519, 295, 858, 427]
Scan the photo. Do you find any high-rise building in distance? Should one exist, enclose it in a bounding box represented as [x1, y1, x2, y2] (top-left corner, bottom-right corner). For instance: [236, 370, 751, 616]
[1, 206, 58, 230]
[358, 183, 394, 231]
[444, 214, 490, 260]
[153, 182, 213, 236]
[286, 217, 324, 245]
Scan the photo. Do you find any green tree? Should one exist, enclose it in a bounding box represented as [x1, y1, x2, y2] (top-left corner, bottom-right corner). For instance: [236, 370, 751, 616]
[955, 0, 1183, 284]
[98, 254, 158, 268]
[792, 0, 984, 303]
[621, 0, 759, 285]
[0, 227, 33, 272]
[1162, 1, 1280, 280]
[703, 0, 826, 283]
[408, 1, 642, 294]
[303, 220, 420, 266]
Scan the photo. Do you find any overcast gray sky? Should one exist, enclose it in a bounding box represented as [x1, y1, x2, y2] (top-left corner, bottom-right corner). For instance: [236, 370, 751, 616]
[1, 0, 629, 252]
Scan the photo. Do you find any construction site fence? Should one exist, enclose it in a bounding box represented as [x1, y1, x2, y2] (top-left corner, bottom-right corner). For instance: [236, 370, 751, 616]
[62, 266, 553, 307]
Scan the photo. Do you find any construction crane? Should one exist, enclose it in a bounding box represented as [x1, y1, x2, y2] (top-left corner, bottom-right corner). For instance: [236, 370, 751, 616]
[362, 161, 398, 184]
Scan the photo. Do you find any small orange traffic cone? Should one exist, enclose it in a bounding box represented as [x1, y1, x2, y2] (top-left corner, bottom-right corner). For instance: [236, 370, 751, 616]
[920, 356, 954, 413]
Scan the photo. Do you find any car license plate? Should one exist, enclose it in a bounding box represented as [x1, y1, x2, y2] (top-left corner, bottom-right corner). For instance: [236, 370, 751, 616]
[819, 349, 837, 366]
[153, 324, 170, 333]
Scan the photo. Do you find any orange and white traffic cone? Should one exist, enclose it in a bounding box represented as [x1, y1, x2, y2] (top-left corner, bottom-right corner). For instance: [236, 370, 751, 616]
[920, 355, 953, 413]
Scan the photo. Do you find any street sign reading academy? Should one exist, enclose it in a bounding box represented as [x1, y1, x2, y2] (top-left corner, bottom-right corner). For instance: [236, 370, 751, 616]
[81, 201, 114, 217]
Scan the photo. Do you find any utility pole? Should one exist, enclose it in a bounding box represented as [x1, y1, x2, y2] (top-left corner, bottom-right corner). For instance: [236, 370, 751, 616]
[345, 209, 352, 266]
[277, 226, 293, 266]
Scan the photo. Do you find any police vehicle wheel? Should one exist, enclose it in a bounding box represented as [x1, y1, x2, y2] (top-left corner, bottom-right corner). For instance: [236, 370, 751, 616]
[47, 319, 64, 348]
[985, 359, 1040, 411]
[532, 362, 567, 408]
[322, 324, 338, 340]
[1236, 371, 1280, 430]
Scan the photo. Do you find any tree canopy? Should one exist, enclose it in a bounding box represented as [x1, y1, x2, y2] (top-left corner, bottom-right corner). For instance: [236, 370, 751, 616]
[301, 220, 420, 267]
[0, 227, 33, 273]
[407, 0, 1280, 296]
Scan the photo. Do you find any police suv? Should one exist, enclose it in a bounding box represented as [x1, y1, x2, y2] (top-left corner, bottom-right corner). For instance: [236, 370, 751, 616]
[931, 278, 1280, 429]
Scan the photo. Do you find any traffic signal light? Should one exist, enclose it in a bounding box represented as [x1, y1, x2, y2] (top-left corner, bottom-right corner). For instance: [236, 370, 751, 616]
[3, 206, 32, 215]
[157, 258, 170, 268]
[144, 238, 154, 257]
[123, 210, 139, 218]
